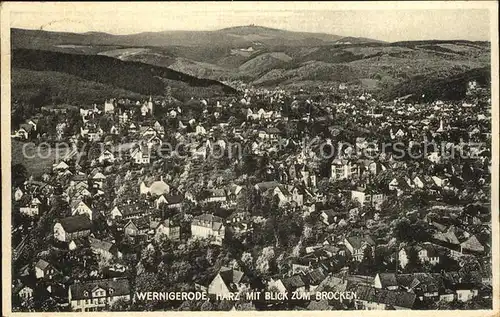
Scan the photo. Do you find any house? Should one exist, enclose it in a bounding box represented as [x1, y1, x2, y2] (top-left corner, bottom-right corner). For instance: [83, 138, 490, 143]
[265, 127, 280, 139]
[289, 185, 305, 206]
[91, 172, 106, 188]
[104, 99, 115, 113]
[140, 178, 170, 196]
[320, 209, 347, 226]
[225, 211, 252, 234]
[366, 161, 387, 175]
[208, 267, 247, 298]
[131, 146, 150, 164]
[374, 273, 399, 291]
[89, 237, 119, 259]
[53, 161, 70, 171]
[35, 259, 58, 280]
[388, 177, 412, 195]
[121, 203, 151, 220]
[144, 134, 163, 148]
[432, 228, 460, 249]
[191, 214, 225, 245]
[110, 125, 119, 135]
[109, 207, 122, 220]
[54, 214, 92, 242]
[398, 244, 441, 268]
[123, 219, 149, 237]
[19, 196, 42, 216]
[17, 285, 34, 301]
[330, 159, 360, 180]
[344, 235, 376, 261]
[14, 188, 23, 201]
[71, 200, 93, 220]
[354, 285, 416, 310]
[302, 268, 327, 292]
[351, 187, 385, 210]
[128, 123, 137, 133]
[268, 274, 307, 295]
[254, 181, 290, 205]
[157, 194, 183, 210]
[460, 235, 484, 254]
[87, 127, 103, 142]
[98, 150, 115, 164]
[155, 219, 180, 241]
[68, 278, 131, 312]
[227, 184, 243, 202]
[202, 189, 227, 203]
[16, 123, 34, 139]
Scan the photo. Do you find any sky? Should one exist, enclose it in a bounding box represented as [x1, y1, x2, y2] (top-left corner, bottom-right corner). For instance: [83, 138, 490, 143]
[7, 2, 494, 42]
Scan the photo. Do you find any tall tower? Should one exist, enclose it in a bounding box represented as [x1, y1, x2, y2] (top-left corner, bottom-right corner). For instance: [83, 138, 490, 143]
[147, 96, 153, 115]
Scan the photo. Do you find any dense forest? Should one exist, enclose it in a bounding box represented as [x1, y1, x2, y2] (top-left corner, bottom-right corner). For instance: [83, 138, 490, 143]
[11, 49, 237, 98]
[377, 67, 491, 102]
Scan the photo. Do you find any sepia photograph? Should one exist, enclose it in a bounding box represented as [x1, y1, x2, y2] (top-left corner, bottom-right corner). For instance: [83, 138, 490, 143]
[1, 1, 498, 314]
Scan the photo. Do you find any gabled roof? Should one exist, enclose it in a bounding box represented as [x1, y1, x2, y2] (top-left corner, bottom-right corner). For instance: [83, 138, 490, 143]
[460, 235, 484, 252]
[35, 259, 51, 270]
[377, 273, 398, 288]
[218, 267, 245, 291]
[303, 268, 326, 286]
[92, 172, 106, 180]
[58, 214, 92, 233]
[433, 230, 460, 245]
[192, 214, 224, 231]
[345, 235, 376, 249]
[355, 285, 416, 309]
[165, 195, 184, 205]
[282, 274, 306, 291]
[255, 181, 281, 191]
[89, 237, 114, 252]
[69, 278, 130, 300]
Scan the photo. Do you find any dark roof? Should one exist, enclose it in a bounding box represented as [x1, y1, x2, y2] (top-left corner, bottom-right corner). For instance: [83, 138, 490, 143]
[282, 275, 306, 291]
[69, 278, 130, 300]
[304, 268, 327, 286]
[395, 273, 444, 293]
[121, 204, 149, 216]
[345, 235, 376, 249]
[58, 214, 92, 233]
[165, 195, 184, 205]
[192, 214, 224, 231]
[218, 267, 245, 292]
[356, 285, 416, 309]
[377, 273, 398, 288]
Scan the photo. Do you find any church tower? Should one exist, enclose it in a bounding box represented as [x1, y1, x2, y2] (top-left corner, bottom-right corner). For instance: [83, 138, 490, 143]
[147, 96, 154, 115]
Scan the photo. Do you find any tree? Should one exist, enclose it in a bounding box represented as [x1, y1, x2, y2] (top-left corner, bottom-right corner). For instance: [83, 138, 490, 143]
[109, 297, 130, 311]
[405, 248, 422, 273]
[12, 163, 28, 188]
[394, 218, 432, 243]
[256, 247, 275, 277]
[358, 246, 375, 274]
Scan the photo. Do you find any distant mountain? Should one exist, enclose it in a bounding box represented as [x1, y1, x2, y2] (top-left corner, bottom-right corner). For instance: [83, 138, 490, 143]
[11, 26, 382, 51]
[10, 28, 491, 102]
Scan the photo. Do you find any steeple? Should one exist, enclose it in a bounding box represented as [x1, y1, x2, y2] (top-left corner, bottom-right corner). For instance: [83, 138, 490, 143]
[147, 96, 153, 115]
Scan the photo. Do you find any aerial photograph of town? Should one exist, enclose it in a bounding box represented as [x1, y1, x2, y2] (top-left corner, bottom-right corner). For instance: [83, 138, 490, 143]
[5, 2, 495, 313]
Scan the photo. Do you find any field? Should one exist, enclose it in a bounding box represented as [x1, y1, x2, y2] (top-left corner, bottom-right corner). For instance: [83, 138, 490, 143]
[12, 68, 145, 105]
[11, 140, 72, 177]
